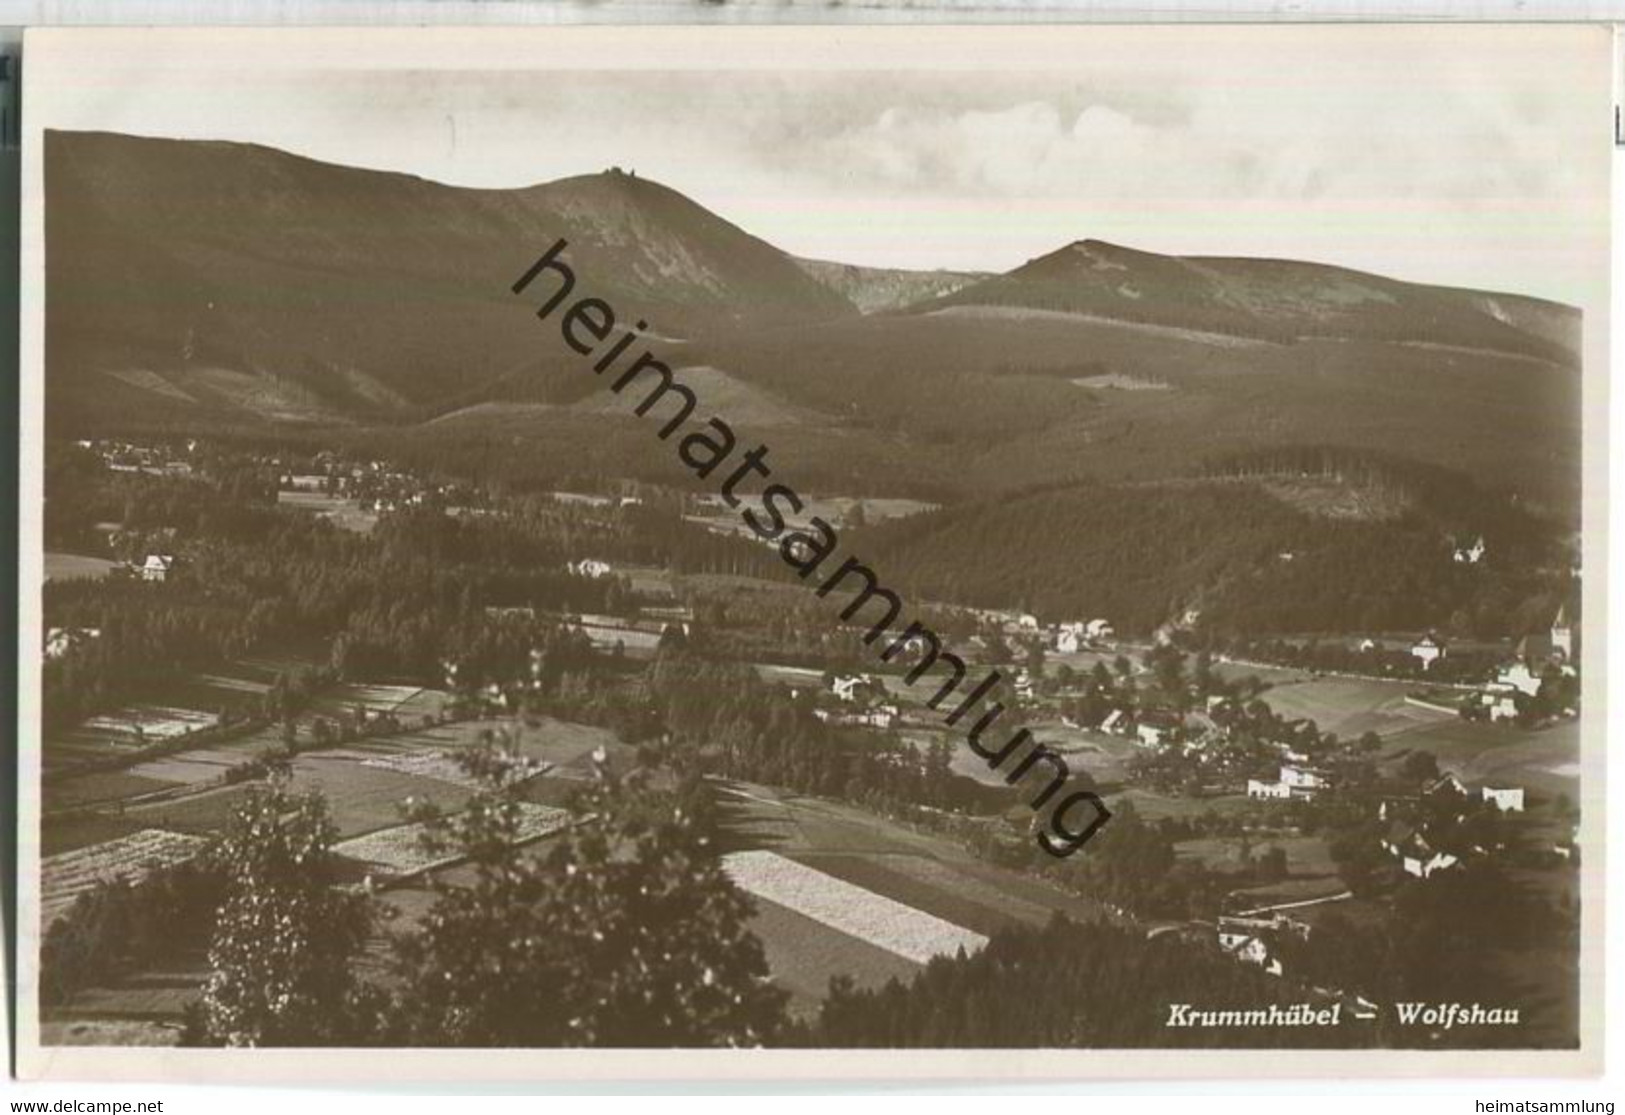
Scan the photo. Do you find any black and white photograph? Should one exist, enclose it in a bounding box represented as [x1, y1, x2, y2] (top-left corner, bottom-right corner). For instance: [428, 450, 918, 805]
[15, 23, 1611, 1079]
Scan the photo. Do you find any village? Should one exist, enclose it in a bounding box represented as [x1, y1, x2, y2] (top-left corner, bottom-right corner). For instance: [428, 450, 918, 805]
[38, 433, 1583, 1046]
[798, 599, 1580, 1002]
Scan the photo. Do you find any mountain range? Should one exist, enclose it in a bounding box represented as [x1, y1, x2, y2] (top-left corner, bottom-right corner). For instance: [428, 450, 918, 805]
[46, 129, 1583, 515]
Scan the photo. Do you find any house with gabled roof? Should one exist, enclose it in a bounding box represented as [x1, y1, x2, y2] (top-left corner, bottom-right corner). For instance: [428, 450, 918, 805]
[140, 554, 175, 583]
[1410, 632, 1447, 670]
[1381, 820, 1461, 878]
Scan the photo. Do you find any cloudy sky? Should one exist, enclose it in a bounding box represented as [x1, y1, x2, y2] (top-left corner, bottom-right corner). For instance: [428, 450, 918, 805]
[31, 25, 1612, 311]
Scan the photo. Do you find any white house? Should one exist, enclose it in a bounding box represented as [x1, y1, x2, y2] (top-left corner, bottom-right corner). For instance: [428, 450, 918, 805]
[1410, 633, 1447, 669]
[1402, 849, 1459, 879]
[1481, 786, 1526, 813]
[1249, 763, 1328, 801]
[1247, 779, 1292, 801]
[1493, 660, 1544, 697]
[1136, 723, 1168, 748]
[1280, 765, 1328, 791]
[1382, 822, 1461, 879]
[1454, 536, 1487, 564]
[1216, 914, 1307, 978]
[1055, 624, 1086, 654]
[1231, 936, 1282, 976]
[830, 674, 870, 703]
[140, 554, 175, 583]
[44, 626, 100, 660]
[1099, 708, 1126, 735]
[567, 559, 613, 579]
[856, 704, 899, 729]
[44, 628, 73, 659]
[1017, 613, 1040, 631]
[1052, 618, 1113, 653]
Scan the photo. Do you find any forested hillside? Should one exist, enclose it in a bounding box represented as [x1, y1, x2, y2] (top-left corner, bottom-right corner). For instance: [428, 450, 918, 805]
[47, 132, 1585, 514]
[855, 452, 1573, 636]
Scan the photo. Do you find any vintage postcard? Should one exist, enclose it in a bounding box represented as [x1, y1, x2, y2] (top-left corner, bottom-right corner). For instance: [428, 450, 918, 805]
[14, 23, 1610, 1081]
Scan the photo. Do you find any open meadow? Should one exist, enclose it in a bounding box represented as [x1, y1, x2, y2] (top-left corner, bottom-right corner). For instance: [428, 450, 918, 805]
[275, 489, 378, 532]
[44, 552, 120, 582]
[1380, 717, 1580, 798]
[43, 656, 306, 776]
[1255, 675, 1457, 740]
[711, 778, 1114, 1018]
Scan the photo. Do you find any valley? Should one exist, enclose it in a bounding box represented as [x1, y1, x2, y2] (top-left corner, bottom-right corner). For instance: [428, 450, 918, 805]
[36, 129, 1587, 1052]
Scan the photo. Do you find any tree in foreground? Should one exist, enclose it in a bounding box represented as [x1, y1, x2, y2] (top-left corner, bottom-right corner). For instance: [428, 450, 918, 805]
[387, 732, 788, 1046]
[186, 777, 378, 1046]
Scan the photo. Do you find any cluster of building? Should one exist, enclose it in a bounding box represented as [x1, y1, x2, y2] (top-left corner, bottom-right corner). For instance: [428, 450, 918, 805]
[1053, 618, 1115, 654]
[1216, 910, 1312, 978]
[1389, 609, 1574, 688]
[818, 672, 901, 729]
[78, 438, 196, 477]
[280, 452, 467, 513]
[1375, 773, 1527, 879]
[1465, 606, 1578, 722]
[1245, 762, 1331, 802]
[952, 608, 1117, 654]
[1213, 771, 1547, 982]
[565, 558, 614, 579]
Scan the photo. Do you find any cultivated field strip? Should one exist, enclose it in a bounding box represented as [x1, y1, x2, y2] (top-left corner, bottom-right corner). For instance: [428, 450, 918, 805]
[722, 849, 989, 965]
[316, 684, 429, 712]
[41, 829, 210, 929]
[797, 853, 1013, 938]
[129, 747, 263, 785]
[867, 853, 1063, 927]
[332, 802, 572, 879]
[742, 892, 923, 1019]
[80, 706, 220, 741]
[358, 749, 491, 789]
